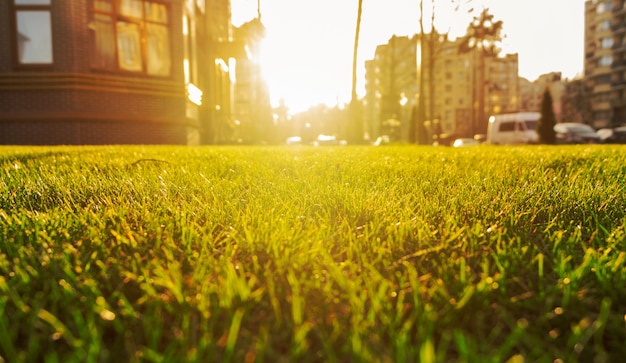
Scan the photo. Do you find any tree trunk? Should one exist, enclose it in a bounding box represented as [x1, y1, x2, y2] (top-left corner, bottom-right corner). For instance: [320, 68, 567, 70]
[350, 0, 363, 144]
[417, 0, 426, 144]
[428, 1, 437, 143]
[478, 50, 485, 137]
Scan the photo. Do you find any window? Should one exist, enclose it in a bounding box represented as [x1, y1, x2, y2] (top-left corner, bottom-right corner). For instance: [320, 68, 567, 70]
[183, 13, 196, 83]
[601, 37, 614, 49]
[597, 2, 613, 13]
[598, 55, 613, 67]
[499, 122, 515, 132]
[524, 120, 537, 130]
[89, 0, 171, 76]
[595, 74, 612, 85]
[12, 0, 53, 66]
[599, 20, 611, 31]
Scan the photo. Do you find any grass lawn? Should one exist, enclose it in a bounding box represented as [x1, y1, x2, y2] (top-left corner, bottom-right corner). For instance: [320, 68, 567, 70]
[1, 144, 625, 362]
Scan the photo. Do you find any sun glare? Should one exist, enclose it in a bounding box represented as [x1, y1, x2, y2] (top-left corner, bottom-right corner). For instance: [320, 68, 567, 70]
[259, 35, 351, 113]
[232, 0, 584, 115]
[237, 0, 464, 114]
[254, 3, 358, 114]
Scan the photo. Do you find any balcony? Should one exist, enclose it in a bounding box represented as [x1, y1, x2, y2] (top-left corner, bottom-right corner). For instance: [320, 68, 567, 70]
[612, 39, 626, 52]
[613, 2, 626, 16]
[612, 84, 626, 94]
[611, 94, 626, 108]
[613, 58, 626, 71]
[614, 24, 626, 35]
[614, 9, 626, 17]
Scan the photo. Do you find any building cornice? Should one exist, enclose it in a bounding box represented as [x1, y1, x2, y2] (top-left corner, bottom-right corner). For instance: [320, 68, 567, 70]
[0, 72, 184, 98]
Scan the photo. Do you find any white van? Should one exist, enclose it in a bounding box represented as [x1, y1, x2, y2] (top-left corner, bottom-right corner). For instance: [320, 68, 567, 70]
[486, 112, 540, 145]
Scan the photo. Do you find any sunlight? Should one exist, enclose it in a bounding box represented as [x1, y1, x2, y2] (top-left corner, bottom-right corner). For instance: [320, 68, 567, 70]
[232, 0, 585, 114]
[255, 4, 357, 113]
[234, 0, 469, 114]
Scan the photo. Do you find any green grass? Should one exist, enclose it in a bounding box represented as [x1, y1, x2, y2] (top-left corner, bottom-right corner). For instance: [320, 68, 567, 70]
[0, 144, 625, 362]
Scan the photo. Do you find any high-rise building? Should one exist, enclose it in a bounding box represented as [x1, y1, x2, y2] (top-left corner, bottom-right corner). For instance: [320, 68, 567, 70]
[364, 34, 519, 142]
[610, 0, 626, 125]
[364, 35, 418, 142]
[433, 39, 519, 138]
[585, 0, 615, 128]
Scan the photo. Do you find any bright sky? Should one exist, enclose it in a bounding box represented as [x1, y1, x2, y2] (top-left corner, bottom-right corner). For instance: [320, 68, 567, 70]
[232, 0, 585, 113]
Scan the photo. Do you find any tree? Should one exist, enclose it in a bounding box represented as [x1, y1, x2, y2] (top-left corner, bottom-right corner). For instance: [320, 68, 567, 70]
[412, 0, 426, 144]
[349, 0, 364, 144]
[424, 1, 449, 144]
[538, 88, 557, 144]
[411, 0, 448, 145]
[458, 8, 503, 137]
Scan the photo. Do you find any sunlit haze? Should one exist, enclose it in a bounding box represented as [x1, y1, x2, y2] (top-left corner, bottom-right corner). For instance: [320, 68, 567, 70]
[232, 0, 585, 113]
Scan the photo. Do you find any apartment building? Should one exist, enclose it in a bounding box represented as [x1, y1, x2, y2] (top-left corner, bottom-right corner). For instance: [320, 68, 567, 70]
[364, 35, 419, 142]
[364, 34, 519, 142]
[585, 0, 615, 128]
[611, 0, 626, 125]
[484, 54, 521, 117]
[0, 0, 245, 145]
[432, 40, 519, 138]
[429, 39, 474, 138]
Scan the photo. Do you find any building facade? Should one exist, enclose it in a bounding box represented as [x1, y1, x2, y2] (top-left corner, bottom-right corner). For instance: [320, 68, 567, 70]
[520, 72, 566, 122]
[562, 77, 591, 124]
[364, 34, 519, 142]
[0, 0, 246, 145]
[611, 0, 626, 125]
[585, 0, 614, 128]
[433, 39, 520, 139]
[363, 35, 418, 142]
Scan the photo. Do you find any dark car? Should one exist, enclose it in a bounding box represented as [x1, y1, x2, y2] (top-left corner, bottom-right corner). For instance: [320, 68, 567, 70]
[597, 126, 626, 143]
[554, 123, 600, 144]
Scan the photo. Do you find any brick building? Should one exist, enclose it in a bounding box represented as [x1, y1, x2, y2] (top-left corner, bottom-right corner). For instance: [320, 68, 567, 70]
[0, 0, 242, 145]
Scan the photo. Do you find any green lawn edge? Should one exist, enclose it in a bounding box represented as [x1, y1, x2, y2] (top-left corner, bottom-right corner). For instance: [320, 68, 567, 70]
[1, 145, 625, 362]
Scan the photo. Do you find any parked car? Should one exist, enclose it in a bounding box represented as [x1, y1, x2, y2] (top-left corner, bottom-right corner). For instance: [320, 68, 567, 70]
[286, 136, 302, 145]
[597, 126, 626, 143]
[486, 112, 540, 145]
[473, 134, 487, 143]
[373, 135, 390, 146]
[452, 138, 479, 147]
[554, 123, 600, 144]
[311, 134, 347, 146]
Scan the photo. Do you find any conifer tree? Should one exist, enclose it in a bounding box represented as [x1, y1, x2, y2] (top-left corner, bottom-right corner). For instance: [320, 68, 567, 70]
[537, 88, 557, 144]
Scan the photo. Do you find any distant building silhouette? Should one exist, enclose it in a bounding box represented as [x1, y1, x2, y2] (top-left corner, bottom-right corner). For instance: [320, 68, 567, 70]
[520, 72, 565, 123]
[232, 17, 273, 144]
[561, 78, 590, 125]
[364, 35, 418, 142]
